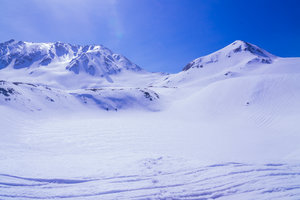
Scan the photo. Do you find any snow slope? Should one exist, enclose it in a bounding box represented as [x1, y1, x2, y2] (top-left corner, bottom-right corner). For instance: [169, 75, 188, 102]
[156, 40, 300, 124]
[1, 40, 300, 199]
[0, 80, 162, 112]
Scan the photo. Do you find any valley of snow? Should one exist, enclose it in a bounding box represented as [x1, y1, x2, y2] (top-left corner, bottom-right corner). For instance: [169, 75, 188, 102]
[1, 40, 300, 199]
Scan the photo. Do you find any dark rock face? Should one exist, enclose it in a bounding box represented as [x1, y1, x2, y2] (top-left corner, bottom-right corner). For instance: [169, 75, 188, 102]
[233, 46, 242, 53]
[247, 58, 272, 65]
[54, 42, 69, 57]
[0, 87, 15, 97]
[243, 42, 269, 58]
[67, 60, 80, 74]
[14, 51, 45, 69]
[0, 58, 11, 69]
[183, 62, 194, 71]
[40, 57, 52, 66]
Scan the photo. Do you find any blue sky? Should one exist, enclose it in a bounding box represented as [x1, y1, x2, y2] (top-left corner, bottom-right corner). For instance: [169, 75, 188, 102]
[0, 0, 299, 73]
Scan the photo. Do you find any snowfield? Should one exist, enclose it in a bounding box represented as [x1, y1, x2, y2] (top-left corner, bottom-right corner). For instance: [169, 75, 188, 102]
[1, 40, 300, 199]
[1, 109, 300, 200]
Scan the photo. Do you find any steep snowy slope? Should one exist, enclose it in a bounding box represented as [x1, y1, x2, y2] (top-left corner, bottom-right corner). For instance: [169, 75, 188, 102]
[0, 39, 163, 89]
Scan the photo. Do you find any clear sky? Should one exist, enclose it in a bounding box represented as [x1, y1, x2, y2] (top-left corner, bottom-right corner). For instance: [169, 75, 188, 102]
[0, 0, 299, 73]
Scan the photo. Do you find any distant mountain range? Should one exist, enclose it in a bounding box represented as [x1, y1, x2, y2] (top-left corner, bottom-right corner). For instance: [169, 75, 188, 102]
[0, 39, 141, 74]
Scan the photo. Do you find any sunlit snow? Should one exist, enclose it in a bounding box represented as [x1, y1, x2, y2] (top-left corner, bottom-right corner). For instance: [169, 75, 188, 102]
[1, 40, 300, 199]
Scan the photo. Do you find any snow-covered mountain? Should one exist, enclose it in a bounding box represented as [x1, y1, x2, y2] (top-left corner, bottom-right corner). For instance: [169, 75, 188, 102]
[2, 39, 300, 113]
[0, 39, 163, 89]
[159, 40, 282, 87]
[0, 39, 141, 74]
[1, 39, 300, 113]
[1, 40, 300, 199]
[157, 40, 300, 123]
[183, 40, 274, 71]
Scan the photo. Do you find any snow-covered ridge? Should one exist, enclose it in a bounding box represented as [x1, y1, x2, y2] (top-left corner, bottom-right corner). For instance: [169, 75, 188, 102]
[0, 79, 161, 112]
[0, 39, 142, 76]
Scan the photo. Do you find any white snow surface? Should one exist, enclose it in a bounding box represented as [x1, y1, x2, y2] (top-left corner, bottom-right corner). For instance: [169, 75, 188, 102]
[1, 40, 300, 199]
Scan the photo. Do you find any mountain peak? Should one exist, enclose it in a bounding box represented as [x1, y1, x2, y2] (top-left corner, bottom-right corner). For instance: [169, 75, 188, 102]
[228, 40, 274, 58]
[182, 40, 275, 71]
[231, 39, 246, 45]
[5, 39, 15, 44]
[0, 40, 143, 76]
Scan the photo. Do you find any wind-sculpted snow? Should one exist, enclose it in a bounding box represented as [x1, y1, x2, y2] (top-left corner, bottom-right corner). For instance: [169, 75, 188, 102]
[1, 162, 300, 200]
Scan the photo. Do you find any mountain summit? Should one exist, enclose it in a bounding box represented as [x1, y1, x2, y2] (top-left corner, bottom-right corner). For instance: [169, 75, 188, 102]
[183, 40, 275, 71]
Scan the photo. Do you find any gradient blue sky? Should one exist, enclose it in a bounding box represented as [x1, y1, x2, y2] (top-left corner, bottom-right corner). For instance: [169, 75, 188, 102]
[0, 0, 299, 73]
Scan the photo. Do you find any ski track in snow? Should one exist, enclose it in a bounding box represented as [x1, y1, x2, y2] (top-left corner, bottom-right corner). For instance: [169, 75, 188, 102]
[1, 110, 300, 200]
[1, 162, 300, 200]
